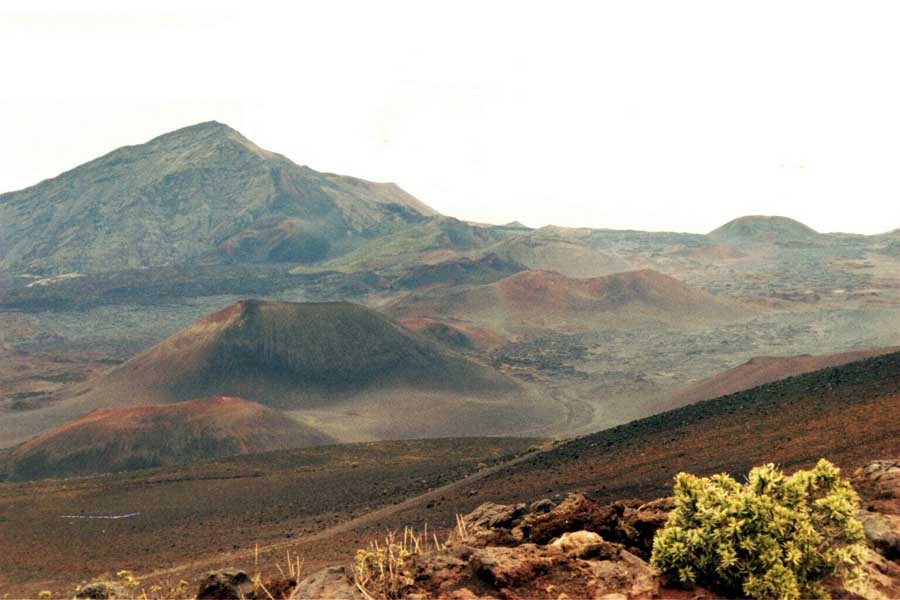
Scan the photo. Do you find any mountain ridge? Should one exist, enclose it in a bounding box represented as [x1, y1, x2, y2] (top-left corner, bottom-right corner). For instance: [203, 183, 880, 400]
[0, 121, 437, 274]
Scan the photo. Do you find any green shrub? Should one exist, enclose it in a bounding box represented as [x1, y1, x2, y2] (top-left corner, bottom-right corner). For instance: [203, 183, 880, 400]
[651, 459, 866, 599]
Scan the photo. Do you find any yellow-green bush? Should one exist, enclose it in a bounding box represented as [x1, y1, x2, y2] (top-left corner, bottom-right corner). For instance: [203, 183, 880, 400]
[651, 459, 866, 599]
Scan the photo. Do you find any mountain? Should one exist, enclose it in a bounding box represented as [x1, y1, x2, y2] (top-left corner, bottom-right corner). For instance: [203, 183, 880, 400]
[98, 300, 515, 402]
[0, 301, 554, 446]
[5, 396, 333, 481]
[0, 121, 437, 274]
[387, 269, 758, 334]
[708, 215, 820, 243]
[666, 346, 900, 408]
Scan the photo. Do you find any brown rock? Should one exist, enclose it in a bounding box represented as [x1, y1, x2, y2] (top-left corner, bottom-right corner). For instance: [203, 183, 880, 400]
[550, 531, 623, 560]
[864, 460, 900, 497]
[838, 547, 900, 600]
[859, 511, 900, 559]
[75, 581, 127, 599]
[586, 549, 659, 599]
[619, 497, 673, 558]
[520, 493, 623, 544]
[197, 569, 254, 600]
[470, 544, 561, 588]
[290, 566, 364, 600]
[856, 460, 900, 514]
[461, 501, 529, 546]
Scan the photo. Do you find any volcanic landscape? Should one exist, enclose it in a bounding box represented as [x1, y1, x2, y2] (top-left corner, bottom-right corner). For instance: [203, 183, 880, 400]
[1, 122, 899, 597]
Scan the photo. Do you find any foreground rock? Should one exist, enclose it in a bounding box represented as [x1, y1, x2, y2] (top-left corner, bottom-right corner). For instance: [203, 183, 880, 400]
[236, 459, 900, 599]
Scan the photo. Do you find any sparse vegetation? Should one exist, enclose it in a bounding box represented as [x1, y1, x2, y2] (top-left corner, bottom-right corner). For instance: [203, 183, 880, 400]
[651, 459, 866, 599]
[353, 526, 444, 600]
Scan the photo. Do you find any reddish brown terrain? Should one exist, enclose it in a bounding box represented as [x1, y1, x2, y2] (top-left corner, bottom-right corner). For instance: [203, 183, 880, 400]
[666, 345, 900, 407]
[4, 396, 333, 481]
[388, 268, 758, 334]
[397, 316, 507, 349]
[2, 350, 898, 596]
[3, 122, 900, 597]
[0, 300, 562, 448]
[0, 347, 116, 412]
[0, 437, 540, 596]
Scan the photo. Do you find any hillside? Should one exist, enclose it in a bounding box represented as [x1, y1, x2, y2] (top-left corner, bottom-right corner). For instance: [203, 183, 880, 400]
[0, 437, 540, 595]
[432, 350, 900, 510]
[708, 215, 820, 243]
[483, 227, 632, 278]
[388, 269, 758, 334]
[0, 301, 557, 447]
[317, 217, 503, 272]
[666, 346, 900, 407]
[0, 121, 436, 274]
[5, 396, 333, 481]
[4, 350, 899, 595]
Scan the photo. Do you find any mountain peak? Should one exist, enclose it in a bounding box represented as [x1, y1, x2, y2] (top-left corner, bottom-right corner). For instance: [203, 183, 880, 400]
[709, 215, 819, 242]
[0, 122, 436, 274]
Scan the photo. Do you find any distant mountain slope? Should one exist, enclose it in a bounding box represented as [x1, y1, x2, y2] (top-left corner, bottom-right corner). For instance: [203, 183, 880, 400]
[483, 227, 632, 278]
[667, 346, 900, 408]
[388, 269, 758, 333]
[316, 217, 503, 272]
[0, 301, 556, 446]
[0, 121, 436, 274]
[6, 396, 333, 481]
[709, 215, 820, 243]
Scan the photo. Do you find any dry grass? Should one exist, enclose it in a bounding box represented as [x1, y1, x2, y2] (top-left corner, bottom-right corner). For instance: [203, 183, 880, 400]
[352, 525, 446, 600]
[56, 547, 305, 600]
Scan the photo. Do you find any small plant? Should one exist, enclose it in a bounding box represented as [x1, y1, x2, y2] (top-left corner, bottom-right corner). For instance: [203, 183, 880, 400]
[454, 513, 471, 542]
[353, 526, 442, 599]
[651, 459, 866, 600]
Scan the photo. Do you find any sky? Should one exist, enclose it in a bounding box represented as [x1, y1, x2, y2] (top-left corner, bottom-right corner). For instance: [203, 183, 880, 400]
[3, 1, 900, 235]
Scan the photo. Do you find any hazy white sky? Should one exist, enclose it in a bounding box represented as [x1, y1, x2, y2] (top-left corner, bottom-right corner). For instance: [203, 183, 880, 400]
[3, 1, 900, 234]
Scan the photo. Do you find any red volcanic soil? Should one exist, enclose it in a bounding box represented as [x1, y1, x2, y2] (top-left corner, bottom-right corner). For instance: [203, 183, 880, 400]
[425, 350, 900, 514]
[495, 269, 724, 313]
[100, 300, 515, 403]
[398, 317, 506, 349]
[123, 350, 900, 593]
[0, 437, 539, 596]
[389, 269, 757, 331]
[667, 346, 900, 407]
[5, 396, 333, 481]
[0, 300, 544, 448]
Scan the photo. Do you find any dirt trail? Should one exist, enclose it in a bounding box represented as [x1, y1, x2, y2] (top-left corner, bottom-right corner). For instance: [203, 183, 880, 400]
[138, 444, 546, 585]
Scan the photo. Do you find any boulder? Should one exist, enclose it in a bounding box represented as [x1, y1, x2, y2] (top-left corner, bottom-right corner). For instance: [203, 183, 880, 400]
[857, 460, 900, 516]
[549, 531, 622, 560]
[860, 511, 900, 559]
[470, 544, 562, 588]
[196, 570, 254, 600]
[290, 566, 364, 600]
[864, 460, 900, 497]
[839, 547, 900, 600]
[75, 581, 127, 599]
[586, 549, 659, 599]
[461, 502, 528, 546]
[518, 493, 623, 544]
